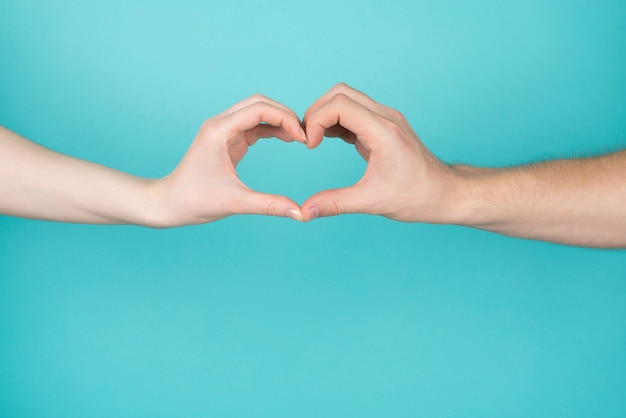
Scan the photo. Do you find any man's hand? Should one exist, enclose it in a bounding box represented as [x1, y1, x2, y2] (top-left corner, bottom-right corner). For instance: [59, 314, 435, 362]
[300, 83, 626, 248]
[301, 83, 460, 223]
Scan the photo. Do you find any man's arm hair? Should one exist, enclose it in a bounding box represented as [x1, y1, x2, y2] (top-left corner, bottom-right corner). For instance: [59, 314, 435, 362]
[450, 150, 626, 248]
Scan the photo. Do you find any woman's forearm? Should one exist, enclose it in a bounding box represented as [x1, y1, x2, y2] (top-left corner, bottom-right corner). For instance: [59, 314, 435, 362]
[0, 126, 161, 226]
[0, 97, 306, 227]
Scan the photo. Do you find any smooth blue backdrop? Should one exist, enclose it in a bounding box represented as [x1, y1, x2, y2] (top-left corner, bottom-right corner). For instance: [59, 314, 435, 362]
[1, 1, 625, 417]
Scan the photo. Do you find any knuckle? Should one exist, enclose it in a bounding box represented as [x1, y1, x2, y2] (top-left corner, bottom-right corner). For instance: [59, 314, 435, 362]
[388, 107, 407, 122]
[382, 118, 404, 137]
[288, 108, 300, 119]
[249, 93, 268, 102]
[265, 201, 279, 217]
[249, 102, 273, 122]
[249, 100, 267, 110]
[332, 82, 351, 92]
[200, 117, 222, 136]
[330, 92, 351, 106]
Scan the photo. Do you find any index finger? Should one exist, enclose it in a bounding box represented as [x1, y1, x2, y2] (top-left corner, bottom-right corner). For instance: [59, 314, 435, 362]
[303, 83, 401, 128]
[222, 93, 300, 122]
[216, 101, 307, 145]
[304, 93, 386, 150]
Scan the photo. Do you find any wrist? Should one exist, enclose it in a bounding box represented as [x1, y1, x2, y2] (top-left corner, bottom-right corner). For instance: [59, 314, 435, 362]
[442, 164, 497, 227]
[136, 178, 178, 228]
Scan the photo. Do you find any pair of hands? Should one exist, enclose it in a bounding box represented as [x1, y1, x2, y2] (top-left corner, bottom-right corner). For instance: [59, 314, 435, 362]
[152, 83, 460, 227]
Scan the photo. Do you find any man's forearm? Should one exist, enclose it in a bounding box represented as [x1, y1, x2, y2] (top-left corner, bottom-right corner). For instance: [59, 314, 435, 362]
[449, 151, 626, 248]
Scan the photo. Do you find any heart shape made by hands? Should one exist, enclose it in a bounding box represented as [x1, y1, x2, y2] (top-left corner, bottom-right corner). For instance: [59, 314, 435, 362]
[165, 83, 451, 226]
[221, 83, 451, 224]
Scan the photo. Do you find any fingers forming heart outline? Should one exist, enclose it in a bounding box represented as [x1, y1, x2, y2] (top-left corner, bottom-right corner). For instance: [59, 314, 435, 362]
[160, 83, 452, 227]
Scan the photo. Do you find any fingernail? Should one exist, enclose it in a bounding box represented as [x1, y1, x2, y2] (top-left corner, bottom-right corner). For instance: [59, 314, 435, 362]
[307, 206, 319, 221]
[286, 208, 303, 222]
[299, 127, 308, 143]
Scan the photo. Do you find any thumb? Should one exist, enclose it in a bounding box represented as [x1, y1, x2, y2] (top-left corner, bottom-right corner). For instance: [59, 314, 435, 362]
[237, 189, 304, 221]
[301, 185, 368, 221]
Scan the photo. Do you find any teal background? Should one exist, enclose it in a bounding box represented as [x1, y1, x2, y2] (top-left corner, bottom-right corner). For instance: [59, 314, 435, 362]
[1, 0, 626, 416]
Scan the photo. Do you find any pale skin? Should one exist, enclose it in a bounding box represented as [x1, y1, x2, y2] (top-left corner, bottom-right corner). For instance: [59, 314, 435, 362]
[0, 95, 307, 227]
[301, 83, 626, 248]
[1, 85, 625, 248]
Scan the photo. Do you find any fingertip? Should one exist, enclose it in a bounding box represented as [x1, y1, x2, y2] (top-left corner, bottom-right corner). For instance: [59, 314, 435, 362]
[301, 185, 365, 220]
[303, 206, 319, 222]
[242, 190, 302, 219]
[298, 126, 308, 144]
[285, 118, 308, 144]
[304, 126, 323, 149]
[286, 208, 304, 222]
[300, 197, 322, 221]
